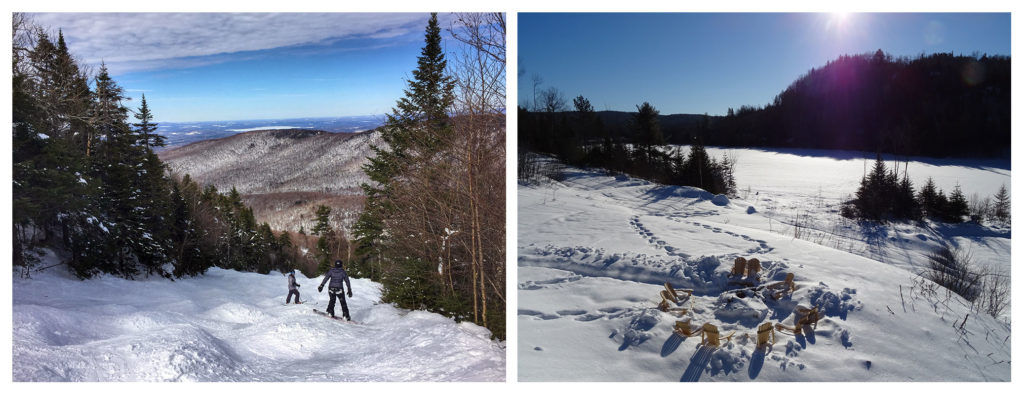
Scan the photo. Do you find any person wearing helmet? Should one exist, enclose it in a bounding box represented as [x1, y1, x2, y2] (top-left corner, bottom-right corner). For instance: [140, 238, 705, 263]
[318, 259, 353, 320]
[286, 269, 302, 304]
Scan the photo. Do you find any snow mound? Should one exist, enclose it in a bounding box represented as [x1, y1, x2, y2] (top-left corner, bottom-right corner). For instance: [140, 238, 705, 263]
[203, 302, 269, 324]
[806, 285, 862, 320]
[711, 194, 730, 206]
[13, 266, 505, 381]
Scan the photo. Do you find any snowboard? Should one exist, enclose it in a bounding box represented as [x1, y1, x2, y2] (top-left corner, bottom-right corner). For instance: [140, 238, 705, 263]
[313, 309, 358, 324]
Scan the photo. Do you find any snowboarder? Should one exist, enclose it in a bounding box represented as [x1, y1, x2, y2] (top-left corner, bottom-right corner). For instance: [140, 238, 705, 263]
[286, 270, 302, 304]
[318, 260, 352, 320]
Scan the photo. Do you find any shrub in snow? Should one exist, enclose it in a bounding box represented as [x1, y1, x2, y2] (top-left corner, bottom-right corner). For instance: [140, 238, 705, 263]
[925, 244, 982, 302]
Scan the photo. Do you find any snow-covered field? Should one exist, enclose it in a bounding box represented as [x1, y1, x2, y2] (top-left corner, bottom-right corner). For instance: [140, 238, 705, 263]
[13, 260, 505, 382]
[518, 148, 1010, 381]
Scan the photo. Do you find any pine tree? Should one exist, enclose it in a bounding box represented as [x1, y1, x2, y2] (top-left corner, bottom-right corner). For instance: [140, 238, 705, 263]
[918, 177, 941, 219]
[946, 184, 969, 223]
[89, 63, 150, 277]
[992, 183, 1010, 222]
[633, 102, 663, 163]
[354, 12, 455, 307]
[132, 94, 165, 149]
[310, 205, 332, 236]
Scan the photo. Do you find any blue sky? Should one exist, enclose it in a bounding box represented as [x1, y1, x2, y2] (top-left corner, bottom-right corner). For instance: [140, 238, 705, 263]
[518, 13, 1010, 115]
[31, 13, 449, 122]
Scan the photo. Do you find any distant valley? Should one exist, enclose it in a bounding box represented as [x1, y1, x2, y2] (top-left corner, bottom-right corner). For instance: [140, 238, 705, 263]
[159, 127, 380, 234]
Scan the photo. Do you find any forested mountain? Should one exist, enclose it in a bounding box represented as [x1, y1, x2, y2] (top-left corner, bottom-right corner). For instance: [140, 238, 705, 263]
[159, 128, 377, 233]
[705, 51, 1009, 157]
[530, 51, 1009, 158]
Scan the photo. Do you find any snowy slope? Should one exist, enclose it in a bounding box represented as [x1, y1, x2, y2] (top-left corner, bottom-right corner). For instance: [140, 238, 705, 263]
[13, 260, 504, 382]
[518, 153, 1010, 382]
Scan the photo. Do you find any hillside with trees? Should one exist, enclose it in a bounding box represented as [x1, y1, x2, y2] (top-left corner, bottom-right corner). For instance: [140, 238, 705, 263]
[11, 16, 296, 279]
[526, 51, 1008, 159]
[354, 13, 506, 338]
[708, 50, 1009, 157]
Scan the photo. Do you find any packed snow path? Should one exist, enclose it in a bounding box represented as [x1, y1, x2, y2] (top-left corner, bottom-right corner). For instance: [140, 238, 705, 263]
[13, 266, 505, 381]
[518, 153, 1009, 382]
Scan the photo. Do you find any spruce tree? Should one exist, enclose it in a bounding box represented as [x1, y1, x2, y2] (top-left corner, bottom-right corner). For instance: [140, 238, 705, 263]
[918, 177, 941, 219]
[633, 102, 663, 163]
[132, 94, 165, 149]
[355, 13, 454, 268]
[354, 12, 455, 305]
[311, 205, 332, 236]
[992, 184, 1010, 222]
[946, 184, 969, 223]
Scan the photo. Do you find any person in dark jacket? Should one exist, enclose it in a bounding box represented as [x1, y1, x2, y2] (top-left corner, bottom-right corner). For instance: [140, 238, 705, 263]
[286, 270, 302, 304]
[319, 260, 353, 320]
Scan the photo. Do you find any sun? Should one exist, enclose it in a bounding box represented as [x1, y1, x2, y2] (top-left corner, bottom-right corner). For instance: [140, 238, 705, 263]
[825, 12, 855, 34]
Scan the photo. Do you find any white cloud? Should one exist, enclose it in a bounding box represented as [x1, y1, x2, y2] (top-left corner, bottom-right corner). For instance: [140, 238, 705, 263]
[28, 13, 441, 73]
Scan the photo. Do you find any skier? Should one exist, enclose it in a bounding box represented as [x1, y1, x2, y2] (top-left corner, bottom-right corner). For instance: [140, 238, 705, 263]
[286, 269, 302, 304]
[318, 259, 353, 320]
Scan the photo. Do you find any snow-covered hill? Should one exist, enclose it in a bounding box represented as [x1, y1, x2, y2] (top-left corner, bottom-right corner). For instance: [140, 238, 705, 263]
[518, 151, 1010, 381]
[159, 129, 378, 196]
[13, 259, 504, 382]
[159, 128, 380, 232]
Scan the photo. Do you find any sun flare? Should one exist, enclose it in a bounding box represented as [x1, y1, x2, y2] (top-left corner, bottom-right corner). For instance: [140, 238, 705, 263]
[824, 12, 856, 33]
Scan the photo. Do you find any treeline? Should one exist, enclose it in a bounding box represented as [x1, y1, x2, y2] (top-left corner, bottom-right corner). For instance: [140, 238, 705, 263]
[519, 99, 735, 196]
[706, 51, 1008, 157]
[351, 13, 506, 339]
[843, 155, 1010, 224]
[11, 15, 310, 279]
[536, 51, 1009, 158]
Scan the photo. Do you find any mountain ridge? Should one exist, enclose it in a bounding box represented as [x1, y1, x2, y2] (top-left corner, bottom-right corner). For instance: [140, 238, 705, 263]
[159, 128, 379, 232]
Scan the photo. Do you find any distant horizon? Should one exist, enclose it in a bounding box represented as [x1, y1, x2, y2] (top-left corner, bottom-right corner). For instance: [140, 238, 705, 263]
[28, 12, 452, 122]
[156, 114, 385, 125]
[519, 13, 1010, 116]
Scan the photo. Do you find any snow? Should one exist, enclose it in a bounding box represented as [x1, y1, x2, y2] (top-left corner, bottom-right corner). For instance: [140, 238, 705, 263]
[13, 263, 504, 382]
[518, 149, 1010, 382]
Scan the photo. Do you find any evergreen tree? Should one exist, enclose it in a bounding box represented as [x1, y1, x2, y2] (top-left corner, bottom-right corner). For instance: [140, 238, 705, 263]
[354, 12, 455, 279]
[310, 205, 335, 274]
[946, 184, 969, 223]
[633, 102, 663, 162]
[277, 231, 293, 271]
[310, 205, 332, 236]
[132, 94, 165, 149]
[89, 63, 155, 278]
[918, 177, 942, 219]
[573, 95, 593, 113]
[893, 175, 921, 220]
[992, 183, 1010, 222]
